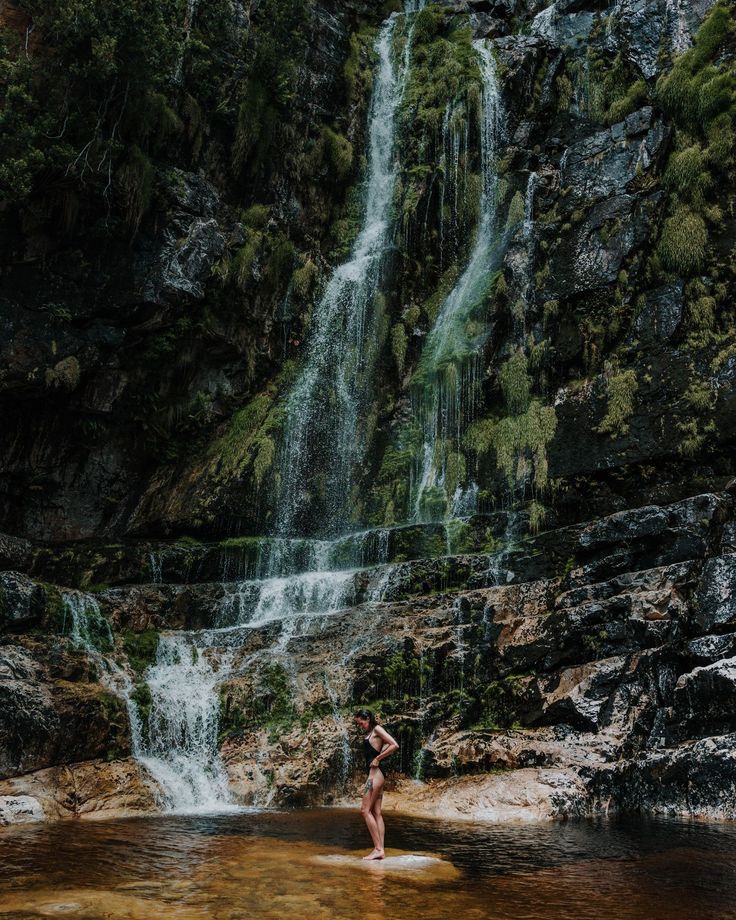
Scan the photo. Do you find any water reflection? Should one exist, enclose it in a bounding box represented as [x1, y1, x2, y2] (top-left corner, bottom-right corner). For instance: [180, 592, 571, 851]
[1, 810, 735, 919]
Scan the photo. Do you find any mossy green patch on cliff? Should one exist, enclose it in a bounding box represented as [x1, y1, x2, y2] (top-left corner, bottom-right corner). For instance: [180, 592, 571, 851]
[208, 362, 297, 492]
[474, 676, 526, 730]
[122, 630, 160, 676]
[130, 682, 153, 745]
[466, 351, 557, 495]
[98, 691, 129, 761]
[596, 367, 638, 438]
[393, 5, 483, 306]
[220, 663, 297, 743]
[565, 50, 649, 126]
[654, 1, 736, 287]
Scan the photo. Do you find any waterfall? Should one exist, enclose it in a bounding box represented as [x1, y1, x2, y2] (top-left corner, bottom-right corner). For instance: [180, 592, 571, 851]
[135, 634, 237, 813]
[129, 4, 425, 813]
[411, 40, 504, 523]
[272, 7, 416, 540]
[518, 170, 539, 328]
[61, 591, 114, 654]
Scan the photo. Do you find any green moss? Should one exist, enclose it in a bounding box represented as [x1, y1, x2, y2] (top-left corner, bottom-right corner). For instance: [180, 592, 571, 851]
[253, 662, 297, 740]
[123, 630, 160, 676]
[596, 368, 638, 438]
[40, 584, 66, 634]
[322, 127, 354, 182]
[678, 418, 716, 457]
[656, 1, 735, 131]
[657, 205, 708, 275]
[253, 436, 275, 488]
[291, 258, 317, 299]
[505, 190, 525, 228]
[243, 204, 270, 229]
[382, 647, 432, 700]
[390, 323, 408, 376]
[528, 500, 546, 535]
[664, 144, 711, 207]
[684, 378, 716, 411]
[130, 682, 153, 743]
[467, 399, 557, 491]
[475, 676, 526, 730]
[499, 350, 531, 415]
[603, 79, 648, 125]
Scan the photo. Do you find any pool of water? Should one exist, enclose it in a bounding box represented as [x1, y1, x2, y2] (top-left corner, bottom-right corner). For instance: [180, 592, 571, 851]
[1, 809, 735, 919]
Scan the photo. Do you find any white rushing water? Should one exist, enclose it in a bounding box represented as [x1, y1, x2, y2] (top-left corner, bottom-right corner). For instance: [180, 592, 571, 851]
[411, 40, 504, 523]
[273, 6, 417, 539]
[136, 633, 237, 813]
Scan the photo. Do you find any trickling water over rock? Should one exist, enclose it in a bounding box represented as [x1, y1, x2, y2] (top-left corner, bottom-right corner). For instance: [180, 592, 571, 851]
[411, 39, 503, 523]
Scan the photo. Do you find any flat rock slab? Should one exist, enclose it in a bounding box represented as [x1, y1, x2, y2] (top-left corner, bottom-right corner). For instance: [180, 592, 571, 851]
[311, 851, 460, 880]
[386, 768, 589, 822]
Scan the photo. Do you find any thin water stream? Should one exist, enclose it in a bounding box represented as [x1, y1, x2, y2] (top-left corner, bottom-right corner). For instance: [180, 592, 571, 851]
[1, 811, 735, 919]
[411, 40, 504, 523]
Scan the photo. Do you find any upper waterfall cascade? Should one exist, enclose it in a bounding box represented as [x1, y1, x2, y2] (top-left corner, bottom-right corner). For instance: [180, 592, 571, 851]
[272, 7, 417, 541]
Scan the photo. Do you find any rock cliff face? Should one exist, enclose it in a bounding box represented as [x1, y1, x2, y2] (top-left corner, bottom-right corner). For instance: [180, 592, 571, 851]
[3, 487, 736, 822]
[2, 0, 736, 824]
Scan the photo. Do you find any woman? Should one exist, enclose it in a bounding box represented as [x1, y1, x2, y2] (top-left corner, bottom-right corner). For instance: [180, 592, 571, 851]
[354, 709, 399, 860]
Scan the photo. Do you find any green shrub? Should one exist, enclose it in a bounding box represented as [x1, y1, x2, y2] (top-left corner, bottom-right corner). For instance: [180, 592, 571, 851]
[292, 259, 317, 299]
[596, 368, 638, 438]
[505, 190, 525, 228]
[499, 351, 531, 415]
[657, 205, 708, 275]
[663, 145, 711, 206]
[322, 127, 354, 182]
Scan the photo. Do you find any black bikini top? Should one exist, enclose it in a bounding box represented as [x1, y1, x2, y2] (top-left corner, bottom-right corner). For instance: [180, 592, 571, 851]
[364, 731, 384, 773]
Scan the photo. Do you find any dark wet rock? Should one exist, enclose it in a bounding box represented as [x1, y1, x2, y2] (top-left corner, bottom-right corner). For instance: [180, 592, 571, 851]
[530, 1, 595, 49]
[0, 533, 31, 572]
[669, 657, 736, 741]
[605, 0, 716, 79]
[138, 215, 227, 306]
[593, 733, 736, 819]
[0, 572, 51, 631]
[0, 644, 130, 779]
[560, 109, 669, 205]
[633, 282, 684, 344]
[693, 554, 736, 632]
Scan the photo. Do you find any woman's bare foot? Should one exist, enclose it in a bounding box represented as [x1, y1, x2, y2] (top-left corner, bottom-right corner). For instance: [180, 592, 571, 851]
[363, 849, 385, 860]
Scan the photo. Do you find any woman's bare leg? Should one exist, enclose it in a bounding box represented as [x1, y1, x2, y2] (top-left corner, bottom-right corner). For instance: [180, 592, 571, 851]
[360, 780, 382, 855]
[372, 793, 385, 851]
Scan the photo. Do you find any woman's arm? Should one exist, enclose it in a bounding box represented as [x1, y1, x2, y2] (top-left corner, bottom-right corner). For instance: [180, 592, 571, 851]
[371, 725, 399, 767]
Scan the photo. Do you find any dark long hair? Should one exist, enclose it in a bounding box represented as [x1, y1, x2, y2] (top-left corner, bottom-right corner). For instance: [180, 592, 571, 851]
[354, 708, 377, 729]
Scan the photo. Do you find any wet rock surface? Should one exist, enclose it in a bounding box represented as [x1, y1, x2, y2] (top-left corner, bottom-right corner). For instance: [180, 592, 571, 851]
[4, 492, 734, 822]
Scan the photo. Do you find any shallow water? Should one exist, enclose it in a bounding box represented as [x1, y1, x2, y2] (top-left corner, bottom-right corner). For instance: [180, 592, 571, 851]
[1, 809, 735, 919]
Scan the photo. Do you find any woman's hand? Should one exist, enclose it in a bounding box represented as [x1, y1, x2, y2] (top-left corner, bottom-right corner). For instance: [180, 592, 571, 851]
[370, 758, 380, 769]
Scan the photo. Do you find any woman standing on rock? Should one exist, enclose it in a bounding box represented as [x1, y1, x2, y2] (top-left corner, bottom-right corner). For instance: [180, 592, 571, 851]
[354, 709, 399, 860]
